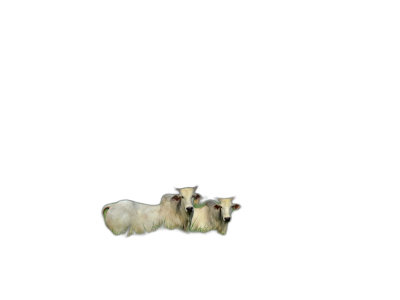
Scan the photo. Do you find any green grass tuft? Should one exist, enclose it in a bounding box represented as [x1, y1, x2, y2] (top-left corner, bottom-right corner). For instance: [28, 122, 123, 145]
[189, 218, 214, 233]
[152, 219, 170, 231]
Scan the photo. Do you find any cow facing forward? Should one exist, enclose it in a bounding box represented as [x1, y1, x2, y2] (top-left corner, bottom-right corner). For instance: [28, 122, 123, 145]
[191, 197, 241, 235]
[102, 186, 200, 236]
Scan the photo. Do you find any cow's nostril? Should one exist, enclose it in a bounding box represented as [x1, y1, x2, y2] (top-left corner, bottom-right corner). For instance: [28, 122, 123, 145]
[224, 217, 231, 222]
[186, 207, 193, 213]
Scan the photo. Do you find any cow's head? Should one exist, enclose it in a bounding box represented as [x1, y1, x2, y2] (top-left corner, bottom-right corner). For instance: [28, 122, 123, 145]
[213, 197, 241, 222]
[171, 186, 200, 214]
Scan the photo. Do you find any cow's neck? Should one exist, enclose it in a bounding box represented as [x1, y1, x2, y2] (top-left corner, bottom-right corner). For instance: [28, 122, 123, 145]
[176, 201, 193, 230]
[213, 210, 228, 234]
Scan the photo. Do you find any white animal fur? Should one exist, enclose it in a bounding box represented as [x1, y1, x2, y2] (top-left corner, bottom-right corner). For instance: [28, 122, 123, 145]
[191, 197, 240, 235]
[102, 187, 198, 236]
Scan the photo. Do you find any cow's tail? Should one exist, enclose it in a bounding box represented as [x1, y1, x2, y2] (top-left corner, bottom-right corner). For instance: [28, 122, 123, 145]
[102, 205, 111, 220]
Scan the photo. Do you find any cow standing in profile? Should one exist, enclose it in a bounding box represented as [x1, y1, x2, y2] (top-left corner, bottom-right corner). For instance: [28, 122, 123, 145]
[102, 186, 201, 236]
[190, 197, 241, 235]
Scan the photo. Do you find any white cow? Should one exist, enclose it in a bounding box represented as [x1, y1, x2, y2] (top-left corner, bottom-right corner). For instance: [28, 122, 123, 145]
[190, 197, 241, 235]
[102, 187, 200, 236]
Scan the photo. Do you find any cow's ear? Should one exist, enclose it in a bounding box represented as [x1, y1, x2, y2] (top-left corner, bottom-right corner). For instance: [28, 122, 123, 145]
[232, 204, 241, 210]
[194, 193, 202, 200]
[171, 195, 181, 201]
[213, 204, 222, 210]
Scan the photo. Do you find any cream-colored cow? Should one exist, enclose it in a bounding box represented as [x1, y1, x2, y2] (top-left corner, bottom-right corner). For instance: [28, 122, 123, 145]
[190, 197, 241, 235]
[102, 187, 200, 236]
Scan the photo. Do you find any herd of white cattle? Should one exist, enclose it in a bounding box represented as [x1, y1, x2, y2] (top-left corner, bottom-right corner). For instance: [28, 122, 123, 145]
[102, 186, 241, 236]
